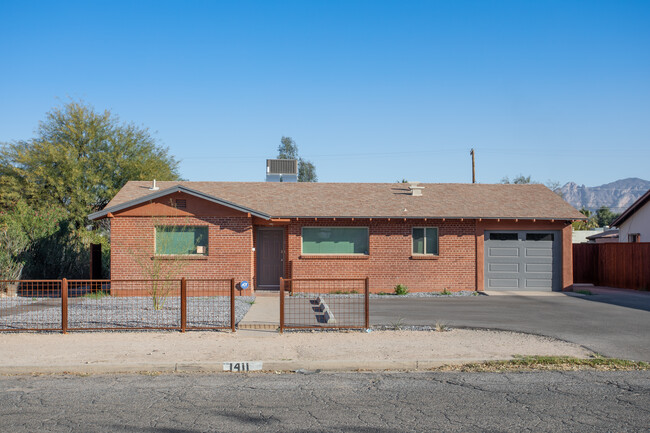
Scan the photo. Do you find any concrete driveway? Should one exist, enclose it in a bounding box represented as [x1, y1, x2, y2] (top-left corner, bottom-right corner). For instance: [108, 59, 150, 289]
[370, 288, 650, 362]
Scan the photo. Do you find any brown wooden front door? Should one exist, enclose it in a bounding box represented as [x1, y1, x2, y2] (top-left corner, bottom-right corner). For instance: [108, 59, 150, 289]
[256, 228, 284, 289]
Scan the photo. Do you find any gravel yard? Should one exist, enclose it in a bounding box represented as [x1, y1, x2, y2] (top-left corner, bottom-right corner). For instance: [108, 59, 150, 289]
[0, 296, 255, 330]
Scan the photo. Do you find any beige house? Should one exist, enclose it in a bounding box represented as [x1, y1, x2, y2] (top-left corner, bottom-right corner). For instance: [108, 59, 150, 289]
[610, 189, 650, 243]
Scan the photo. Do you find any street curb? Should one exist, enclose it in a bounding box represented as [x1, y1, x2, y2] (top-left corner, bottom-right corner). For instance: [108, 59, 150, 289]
[0, 358, 495, 375]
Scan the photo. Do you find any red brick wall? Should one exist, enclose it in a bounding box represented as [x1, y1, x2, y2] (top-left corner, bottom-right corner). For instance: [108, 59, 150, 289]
[110, 215, 254, 288]
[286, 219, 476, 292]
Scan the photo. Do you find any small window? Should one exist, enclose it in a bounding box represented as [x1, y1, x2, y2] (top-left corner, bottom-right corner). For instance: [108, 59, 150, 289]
[175, 199, 187, 209]
[489, 233, 518, 241]
[628, 233, 641, 243]
[526, 233, 554, 241]
[156, 226, 208, 255]
[412, 227, 439, 255]
[302, 227, 369, 254]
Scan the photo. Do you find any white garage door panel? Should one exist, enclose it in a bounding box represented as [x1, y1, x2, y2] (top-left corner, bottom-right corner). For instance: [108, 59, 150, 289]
[485, 231, 560, 291]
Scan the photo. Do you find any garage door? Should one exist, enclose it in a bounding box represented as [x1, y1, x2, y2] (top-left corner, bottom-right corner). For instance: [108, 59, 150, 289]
[485, 231, 561, 291]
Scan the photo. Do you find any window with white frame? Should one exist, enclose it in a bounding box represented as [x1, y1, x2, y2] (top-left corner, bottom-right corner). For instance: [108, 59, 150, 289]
[412, 227, 439, 255]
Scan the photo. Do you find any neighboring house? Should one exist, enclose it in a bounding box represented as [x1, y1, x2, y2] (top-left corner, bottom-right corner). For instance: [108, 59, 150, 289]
[88, 181, 584, 293]
[573, 228, 605, 244]
[610, 189, 650, 243]
[585, 229, 619, 243]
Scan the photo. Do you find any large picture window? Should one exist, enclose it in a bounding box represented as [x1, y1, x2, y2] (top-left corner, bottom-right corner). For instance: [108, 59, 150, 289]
[302, 227, 369, 255]
[412, 227, 439, 255]
[155, 226, 208, 255]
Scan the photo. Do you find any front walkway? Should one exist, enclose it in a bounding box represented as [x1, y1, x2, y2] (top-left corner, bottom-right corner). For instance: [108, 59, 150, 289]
[238, 295, 279, 330]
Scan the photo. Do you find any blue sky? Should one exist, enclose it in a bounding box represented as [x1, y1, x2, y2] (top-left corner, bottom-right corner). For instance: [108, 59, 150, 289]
[1, 0, 648, 185]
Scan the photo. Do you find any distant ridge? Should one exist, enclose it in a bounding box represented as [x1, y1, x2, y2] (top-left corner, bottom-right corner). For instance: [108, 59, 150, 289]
[560, 178, 650, 212]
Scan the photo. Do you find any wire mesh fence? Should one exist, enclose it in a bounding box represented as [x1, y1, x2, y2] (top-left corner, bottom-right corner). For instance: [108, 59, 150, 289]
[0, 278, 241, 332]
[280, 278, 369, 331]
[186, 279, 235, 331]
[67, 279, 182, 331]
[0, 281, 62, 331]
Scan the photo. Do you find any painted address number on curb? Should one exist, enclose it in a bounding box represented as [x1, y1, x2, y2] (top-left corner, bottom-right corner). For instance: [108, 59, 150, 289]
[223, 361, 263, 372]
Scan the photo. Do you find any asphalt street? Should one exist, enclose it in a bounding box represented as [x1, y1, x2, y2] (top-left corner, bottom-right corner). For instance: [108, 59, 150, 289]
[1, 371, 648, 432]
[371, 293, 650, 361]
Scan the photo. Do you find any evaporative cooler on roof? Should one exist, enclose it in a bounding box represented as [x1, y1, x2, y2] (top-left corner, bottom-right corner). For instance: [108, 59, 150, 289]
[266, 159, 298, 182]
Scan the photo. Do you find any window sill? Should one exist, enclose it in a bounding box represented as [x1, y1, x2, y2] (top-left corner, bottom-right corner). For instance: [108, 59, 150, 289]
[299, 254, 370, 260]
[410, 254, 439, 260]
[153, 255, 209, 260]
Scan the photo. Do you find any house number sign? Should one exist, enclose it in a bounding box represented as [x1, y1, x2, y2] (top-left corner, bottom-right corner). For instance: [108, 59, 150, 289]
[223, 361, 263, 372]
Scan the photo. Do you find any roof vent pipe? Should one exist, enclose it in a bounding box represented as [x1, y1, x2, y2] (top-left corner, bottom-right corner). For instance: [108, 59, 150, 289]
[408, 182, 424, 196]
[149, 179, 160, 191]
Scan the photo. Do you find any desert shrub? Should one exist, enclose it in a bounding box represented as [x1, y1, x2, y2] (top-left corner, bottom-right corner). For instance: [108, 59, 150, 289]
[394, 284, 409, 295]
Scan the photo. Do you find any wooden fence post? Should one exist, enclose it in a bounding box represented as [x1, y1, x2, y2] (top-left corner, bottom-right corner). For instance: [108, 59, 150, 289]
[279, 278, 285, 333]
[364, 277, 370, 330]
[230, 278, 236, 332]
[180, 278, 187, 332]
[61, 278, 68, 334]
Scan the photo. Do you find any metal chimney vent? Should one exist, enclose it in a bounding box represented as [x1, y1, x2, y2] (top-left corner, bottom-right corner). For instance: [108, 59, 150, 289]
[149, 179, 160, 191]
[266, 159, 298, 182]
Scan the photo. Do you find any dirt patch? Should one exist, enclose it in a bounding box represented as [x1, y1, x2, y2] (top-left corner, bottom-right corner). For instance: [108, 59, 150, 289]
[0, 329, 592, 371]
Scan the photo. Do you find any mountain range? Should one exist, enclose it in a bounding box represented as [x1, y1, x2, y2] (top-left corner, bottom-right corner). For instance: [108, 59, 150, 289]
[560, 178, 650, 213]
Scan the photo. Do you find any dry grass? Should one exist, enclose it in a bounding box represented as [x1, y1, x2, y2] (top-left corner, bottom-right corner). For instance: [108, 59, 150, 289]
[434, 355, 650, 372]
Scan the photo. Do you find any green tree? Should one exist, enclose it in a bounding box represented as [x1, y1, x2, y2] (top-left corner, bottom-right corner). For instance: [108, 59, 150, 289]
[277, 136, 299, 159]
[501, 175, 532, 184]
[0, 200, 105, 279]
[573, 207, 599, 230]
[0, 100, 180, 226]
[298, 158, 317, 182]
[595, 206, 620, 227]
[501, 175, 563, 197]
[276, 136, 317, 182]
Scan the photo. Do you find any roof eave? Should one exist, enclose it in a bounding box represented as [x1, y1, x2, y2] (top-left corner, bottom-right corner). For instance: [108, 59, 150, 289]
[87, 185, 271, 221]
[610, 190, 650, 227]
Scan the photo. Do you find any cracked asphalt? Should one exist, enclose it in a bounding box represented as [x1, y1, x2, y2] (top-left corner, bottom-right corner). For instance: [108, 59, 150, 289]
[1, 371, 649, 432]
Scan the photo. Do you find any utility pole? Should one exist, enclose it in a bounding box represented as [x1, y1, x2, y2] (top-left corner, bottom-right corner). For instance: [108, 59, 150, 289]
[470, 148, 476, 183]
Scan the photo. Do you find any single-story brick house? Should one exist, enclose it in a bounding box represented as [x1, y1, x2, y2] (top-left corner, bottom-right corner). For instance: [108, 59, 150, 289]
[89, 181, 584, 293]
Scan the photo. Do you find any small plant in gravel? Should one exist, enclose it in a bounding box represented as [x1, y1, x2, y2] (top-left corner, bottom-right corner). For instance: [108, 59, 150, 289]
[83, 290, 110, 299]
[246, 300, 256, 305]
[333, 290, 359, 294]
[390, 318, 405, 330]
[441, 288, 452, 295]
[377, 292, 390, 296]
[434, 321, 449, 332]
[394, 284, 409, 296]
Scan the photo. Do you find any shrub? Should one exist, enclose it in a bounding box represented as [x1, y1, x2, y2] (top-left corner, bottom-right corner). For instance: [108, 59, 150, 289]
[394, 284, 409, 295]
